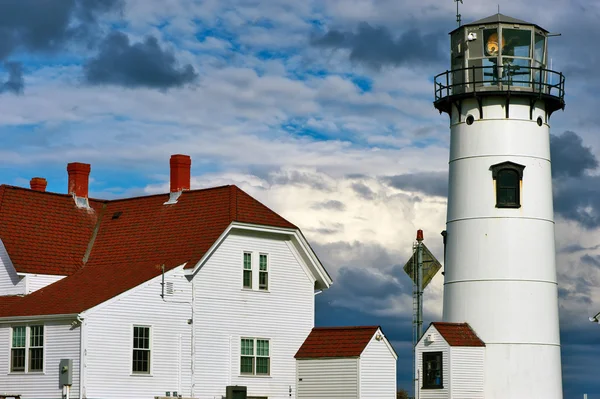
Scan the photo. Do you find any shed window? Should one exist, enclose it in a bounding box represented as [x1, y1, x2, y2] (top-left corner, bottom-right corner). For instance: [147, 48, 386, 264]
[490, 162, 525, 208]
[423, 351, 443, 389]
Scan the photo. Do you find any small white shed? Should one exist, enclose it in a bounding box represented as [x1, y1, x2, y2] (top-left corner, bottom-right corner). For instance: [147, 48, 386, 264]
[415, 322, 486, 399]
[295, 326, 397, 399]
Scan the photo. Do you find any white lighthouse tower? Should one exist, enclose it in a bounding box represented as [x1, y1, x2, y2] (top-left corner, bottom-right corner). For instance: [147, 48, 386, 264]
[428, 13, 565, 399]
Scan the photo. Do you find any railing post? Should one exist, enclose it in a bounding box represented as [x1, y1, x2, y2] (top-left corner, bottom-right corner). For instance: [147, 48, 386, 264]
[446, 70, 449, 97]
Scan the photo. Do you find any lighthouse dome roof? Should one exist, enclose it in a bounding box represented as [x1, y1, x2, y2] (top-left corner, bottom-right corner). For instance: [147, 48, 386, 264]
[451, 13, 548, 34]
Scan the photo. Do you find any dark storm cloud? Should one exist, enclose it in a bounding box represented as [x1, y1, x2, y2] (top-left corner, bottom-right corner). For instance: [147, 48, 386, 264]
[553, 175, 600, 228]
[269, 170, 333, 191]
[311, 23, 444, 69]
[84, 32, 198, 89]
[550, 131, 598, 178]
[351, 182, 375, 200]
[0, 0, 122, 94]
[581, 254, 600, 269]
[384, 172, 448, 197]
[310, 200, 346, 211]
[0, 62, 23, 94]
[560, 243, 600, 254]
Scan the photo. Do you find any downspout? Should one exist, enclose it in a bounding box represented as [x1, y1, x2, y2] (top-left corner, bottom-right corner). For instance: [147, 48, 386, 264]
[77, 314, 86, 399]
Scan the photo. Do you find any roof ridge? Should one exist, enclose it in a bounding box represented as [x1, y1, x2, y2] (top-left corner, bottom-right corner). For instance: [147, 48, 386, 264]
[0, 183, 235, 204]
[313, 325, 379, 330]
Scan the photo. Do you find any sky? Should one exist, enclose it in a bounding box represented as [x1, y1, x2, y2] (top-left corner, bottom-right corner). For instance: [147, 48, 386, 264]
[1, 0, 599, 397]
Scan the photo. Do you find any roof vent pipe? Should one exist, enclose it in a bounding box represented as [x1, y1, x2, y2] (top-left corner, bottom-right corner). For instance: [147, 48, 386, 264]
[30, 177, 48, 192]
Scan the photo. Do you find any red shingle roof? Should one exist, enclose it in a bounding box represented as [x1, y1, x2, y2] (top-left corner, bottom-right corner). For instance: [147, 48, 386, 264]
[0, 185, 297, 318]
[431, 322, 485, 347]
[295, 326, 380, 358]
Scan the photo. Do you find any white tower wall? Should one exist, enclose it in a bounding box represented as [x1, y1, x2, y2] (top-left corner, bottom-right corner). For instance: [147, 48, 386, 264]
[442, 97, 563, 399]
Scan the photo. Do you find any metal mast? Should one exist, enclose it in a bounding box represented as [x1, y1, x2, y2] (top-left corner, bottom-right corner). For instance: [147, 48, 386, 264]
[454, 0, 463, 27]
[403, 230, 441, 398]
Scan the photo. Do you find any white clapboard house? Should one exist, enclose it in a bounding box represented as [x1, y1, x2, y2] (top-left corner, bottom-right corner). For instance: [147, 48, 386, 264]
[415, 322, 485, 399]
[295, 326, 397, 399]
[0, 155, 333, 399]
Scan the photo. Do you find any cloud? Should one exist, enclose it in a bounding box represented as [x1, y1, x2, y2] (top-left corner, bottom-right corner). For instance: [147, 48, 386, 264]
[581, 254, 600, 269]
[351, 182, 375, 200]
[560, 243, 600, 254]
[549, 131, 600, 228]
[384, 172, 448, 197]
[0, 62, 23, 94]
[310, 200, 347, 211]
[0, 0, 122, 93]
[550, 131, 598, 178]
[84, 32, 198, 89]
[311, 23, 444, 69]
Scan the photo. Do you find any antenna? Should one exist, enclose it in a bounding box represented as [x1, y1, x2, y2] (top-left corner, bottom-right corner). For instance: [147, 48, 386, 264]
[455, 0, 463, 27]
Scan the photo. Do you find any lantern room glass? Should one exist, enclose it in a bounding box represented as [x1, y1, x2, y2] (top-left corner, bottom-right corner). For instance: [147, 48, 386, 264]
[467, 25, 543, 89]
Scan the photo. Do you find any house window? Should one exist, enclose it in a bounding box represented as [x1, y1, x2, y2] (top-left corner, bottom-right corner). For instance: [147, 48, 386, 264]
[423, 352, 443, 389]
[259, 254, 268, 291]
[243, 252, 252, 289]
[132, 326, 151, 374]
[490, 162, 525, 208]
[11, 325, 43, 373]
[241, 338, 270, 376]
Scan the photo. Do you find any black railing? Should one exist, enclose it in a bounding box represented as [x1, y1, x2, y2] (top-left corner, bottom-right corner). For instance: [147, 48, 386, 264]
[434, 65, 565, 103]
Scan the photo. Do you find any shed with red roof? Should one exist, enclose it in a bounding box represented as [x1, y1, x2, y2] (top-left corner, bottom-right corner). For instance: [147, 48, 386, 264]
[295, 326, 397, 399]
[415, 322, 486, 399]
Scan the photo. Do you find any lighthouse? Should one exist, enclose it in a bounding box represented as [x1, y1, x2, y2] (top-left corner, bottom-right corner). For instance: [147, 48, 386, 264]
[415, 13, 565, 399]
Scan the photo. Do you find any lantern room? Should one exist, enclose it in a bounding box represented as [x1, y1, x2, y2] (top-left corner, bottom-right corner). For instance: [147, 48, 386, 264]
[434, 13, 565, 116]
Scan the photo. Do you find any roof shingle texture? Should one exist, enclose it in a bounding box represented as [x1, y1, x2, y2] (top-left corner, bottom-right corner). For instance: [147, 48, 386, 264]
[431, 322, 485, 347]
[295, 326, 379, 358]
[0, 185, 296, 318]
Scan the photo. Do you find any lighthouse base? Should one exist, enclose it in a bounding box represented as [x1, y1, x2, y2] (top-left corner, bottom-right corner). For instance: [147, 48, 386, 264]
[484, 344, 562, 399]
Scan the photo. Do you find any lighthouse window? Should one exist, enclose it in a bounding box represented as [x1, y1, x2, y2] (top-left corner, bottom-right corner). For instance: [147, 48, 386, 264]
[490, 162, 525, 208]
[422, 351, 443, 389]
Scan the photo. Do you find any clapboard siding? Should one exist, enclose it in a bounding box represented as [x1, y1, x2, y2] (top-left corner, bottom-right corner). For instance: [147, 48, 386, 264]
[26, 274, 65, 294]
[194, 231, 315, 399]
[0, 320, 81, 399]
[360, 332, 396, 398]
[83, 267, 193, 399]
[297, 358, 358, 399]
[0, 238, 25, 296]
[450, 347, 484, 399]
[415, 327, 450, 399]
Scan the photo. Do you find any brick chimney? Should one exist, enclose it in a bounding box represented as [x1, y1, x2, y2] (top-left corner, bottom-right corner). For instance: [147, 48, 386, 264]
[67, 162, 91, 198]
[30, 177, 48, 192]
[170, 154, 191, 192]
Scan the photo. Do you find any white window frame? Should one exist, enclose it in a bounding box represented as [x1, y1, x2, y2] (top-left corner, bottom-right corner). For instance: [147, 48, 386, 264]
[10, 324, 45, 373]
[240, 337, 270, 376]
[132, 325, 152, 375]
[243, 252, 253, 289]
[242, 251, 270, 292]
[258, 253, 269, 291]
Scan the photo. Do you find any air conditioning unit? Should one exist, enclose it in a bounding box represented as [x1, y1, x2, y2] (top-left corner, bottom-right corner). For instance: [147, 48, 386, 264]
[226, 386, 247, 399]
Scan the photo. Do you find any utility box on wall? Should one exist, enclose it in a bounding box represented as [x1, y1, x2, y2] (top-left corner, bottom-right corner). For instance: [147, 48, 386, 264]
[225, 385, 247, 399]
[59, 359, 73, 386]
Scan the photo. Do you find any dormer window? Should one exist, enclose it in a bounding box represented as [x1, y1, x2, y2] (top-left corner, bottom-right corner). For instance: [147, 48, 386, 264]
[490, 162, 525, 208]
